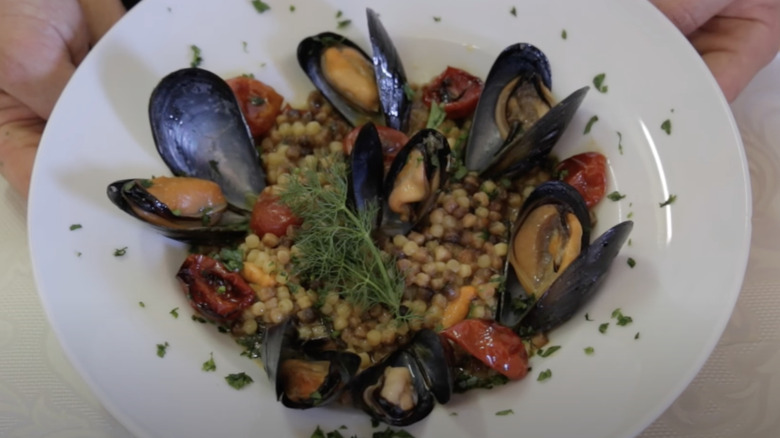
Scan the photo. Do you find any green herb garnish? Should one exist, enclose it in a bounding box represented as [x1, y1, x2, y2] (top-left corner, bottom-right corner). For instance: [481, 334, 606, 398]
[607, 191, 626, 201]
[584, 115, 599, 134]
[585, 313, 593, 321]
[598, 322, 609, 333]
[496, 409, 514, 416]
[426, 102, 447, 129]
[69, 224, 82, 231]
[537, 369, 552, 381]
[202, 353, 216, 371]
[249, 96, 266, 106]
[538, 345, 561, 357]
[170, 307, 179, 318]
[251, 0, 270, 13]
[635, 332, 640, 340]
[242, 41, 248, 52]
[612, 308, 633, 326]
[225, 372, 254, 389]
[278, 159, 407, 319]
[156, 342, 169, 358]
[289, 5, 295, 12]
[617, 131, 624, 154]
[403, 83, 415, 100]
[561, 29, 568, 39]
[192, 314, 208, 323]
[593, 73, 608, 93]
[433, 16, 441, 22]
[114, 247, 128, 257]
[189, 45, 203, 68]
[584, 346, 595, 355]
[372, 427, 415, 438]
[659, 194, 677, 207]
[661, 119, 672, 135]
[510, 6, 517, 16]
[213, 247, 244, 272]
[139, 301, 145, 308]
[337, 19, 351, 29]
[627, 257, 636, 268]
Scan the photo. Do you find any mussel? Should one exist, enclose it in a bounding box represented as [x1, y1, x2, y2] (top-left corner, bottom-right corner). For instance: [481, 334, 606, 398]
[107, 68, 265, 245]
[380, 129, 451, 236]
[464, 43, 588, 179]
[297, 9, 411, 132]
[496, 181, 633, 333]
[262, 318, 361, 409]
[350, 329, 451, 426]
[347, 123, 385, 220]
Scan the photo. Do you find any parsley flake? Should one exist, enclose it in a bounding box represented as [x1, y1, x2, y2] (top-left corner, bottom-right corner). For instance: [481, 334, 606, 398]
[249, 96, 266, 106]
[372, 427, 415, 438]
[585, 313, 593, 321]
[337, 19, 351, 29]
[170, 307, 179, 318]
[584, 115, 599, 134]
[661, 119, 672, 135]
[510, 6, 517, 16]
[156, 342, 169, 358]
[496, 409, 514, 416]
[289, 5, 295, 12]
[114, 247, 128, 257]
[69, 224, 82, 231]
[538, 345, 561, 357]
[599, 322, 609, 334]
[251, 0, 270, 13]
[612, 308, 634, 326]
[189, 45, 203, 68]
[593, 73, 608, 93]
[433, 16, 441, 22]
[537, 369, 552, 381]
[617, 131, 624, 154]
[561, 29, 568, 39]
[659, 194, 677, 207]
[202, 353, 216, 371]
[635, 332, 640, 340]
[584, 346, 595, 355]
[607, 191, 626, 201]
[426, 102, 447, 129]
[242, 41, 248, 52]
[139, 301, 145, 308]
[225, 372, 254, 389]
[627, 257, 636, 268]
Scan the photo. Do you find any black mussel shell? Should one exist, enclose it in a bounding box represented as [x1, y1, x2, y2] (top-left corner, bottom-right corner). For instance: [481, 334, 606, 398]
[496, 181, 591, 328]
[263, 319, 360, 409]
[106, 179, 248, 246]
[380, 129, 451, 236]
[149, 68, 265, 211]
[404, 330, 452, 404]
[348, 123, 385, 224]
[464, 43, 587, 179]
[366, 8, 411, 133]
[520, 220, 633, 333]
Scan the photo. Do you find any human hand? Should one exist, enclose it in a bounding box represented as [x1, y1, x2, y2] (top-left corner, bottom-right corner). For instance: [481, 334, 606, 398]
[0, 0, 125, 198]
[651, 0, 780, 102]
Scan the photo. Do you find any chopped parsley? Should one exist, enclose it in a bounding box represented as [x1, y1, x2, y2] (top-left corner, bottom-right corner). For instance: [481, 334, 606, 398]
[156, 342, 169, 358]
[170, 307, 179, 318]
[537, 369, 552, 381]
[495, 409, 514, 416]
[617, 131, 624, 154]
[189, 45, 203, 68]
[537, 345, 561, 357]
[661, 119, 672, 135]
[249, 96, 266, 106]
[217, 285, 227, 294]
[607, 191, 626, 201]
[635, 332, 640, 340]
[584, 346, 595, 355]
[76, 251, 82, 257]
[69, 224, 82, 231]
[251, 0, 270, 13]
[289, 5, 295, 12]
[335, 10, 342, 18]
[192, 314, 208, 323]
[627, 257, 636, 268]
[584, 115, 598, 134]
[593, 73, 608, 93]
[598, 322, 609, 333]
[114, 247, 128, 257]
[213, 247, 244, 272]
[403, 83, 415, 100]
[561, 29, 568, 39]
[202, 353, 216, 371]
[659, 194, 677, 207]
[139, 301, 145, 308]
[225, 372, 254, 389]
[426, 102, 447, 129]
[242, 41, 248, 52]
[510, 6, 517, 16]
[585, 313, 593, 321]
[433, 16, 441, 22]
[337, 19, 352, 29]
[612, 308, 633, 326]
[372, 427, 415, 438]
[453, 372, 509, 393]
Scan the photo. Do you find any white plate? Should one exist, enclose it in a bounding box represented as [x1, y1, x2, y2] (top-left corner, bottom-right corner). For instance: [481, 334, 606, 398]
[28, 0, 751, 437]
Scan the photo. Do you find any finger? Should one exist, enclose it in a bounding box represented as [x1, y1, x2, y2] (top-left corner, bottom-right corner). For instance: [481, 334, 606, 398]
[0, 92, 43, 198]
[78, 0, 126, 46]
[650, 0, 733, 35]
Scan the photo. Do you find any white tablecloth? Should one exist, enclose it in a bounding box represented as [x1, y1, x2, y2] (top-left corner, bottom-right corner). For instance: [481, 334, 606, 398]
[2, 54, 779, 438]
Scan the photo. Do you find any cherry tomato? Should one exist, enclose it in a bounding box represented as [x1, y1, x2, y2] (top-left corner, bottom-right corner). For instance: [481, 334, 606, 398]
[176, 254, 256, 324]
[226, 76, 284, 138]
[555, 152, 608, 208]
[343, 124, 409, 171]
[250, 190, 302, 237]
[440, 319, 528, 380]
[421, 67, 484, 119]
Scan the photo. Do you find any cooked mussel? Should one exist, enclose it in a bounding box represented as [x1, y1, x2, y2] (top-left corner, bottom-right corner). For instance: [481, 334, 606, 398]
[380, 129, 451, 236]
[262, 318, 361, 409]
[107, 177, 248, 246]
[297, 9, 411, 132]
[464, 43, 588, 179]
[350, 329, 451, 426]
[496, 181, 632, 333]
[348, 123, 385, 220]
[149, 67, 265, 211]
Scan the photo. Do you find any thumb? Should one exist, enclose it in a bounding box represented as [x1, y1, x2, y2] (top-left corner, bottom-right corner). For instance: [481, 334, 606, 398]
[650, 0, 733, 35]
[78, 0, 126, 46]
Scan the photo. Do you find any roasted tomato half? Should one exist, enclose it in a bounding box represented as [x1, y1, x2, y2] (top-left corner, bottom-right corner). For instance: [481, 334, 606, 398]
[440, 319, 529, 380]
[556, 152, 608, 208]
[176, 254, 256, 324]
[250, 189, 302, 237]
[226, 76, 284, 138]
[343, 124, 409, 172]
[421, 67, 484, 119]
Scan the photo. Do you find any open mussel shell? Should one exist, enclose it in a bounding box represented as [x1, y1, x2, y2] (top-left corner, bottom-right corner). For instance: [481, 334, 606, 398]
[106, 178, 248, 246]
[380, 129, 451, 236]
[496, 181, 591, 328]
[149, 68, 265, 211]
[349, 329, 451, 426]
[366, 8, 411, 133]
[347, 123, 385, 221]
[464, 43, 588, 179]
[262, 319, 361, 409]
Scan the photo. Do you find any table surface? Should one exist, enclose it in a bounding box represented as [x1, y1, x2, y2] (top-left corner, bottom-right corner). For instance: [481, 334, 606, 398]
[2, 54, 779, 438]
